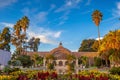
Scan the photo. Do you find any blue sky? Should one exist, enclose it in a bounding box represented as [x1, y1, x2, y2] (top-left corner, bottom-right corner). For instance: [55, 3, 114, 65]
[0, 0, 120, 52]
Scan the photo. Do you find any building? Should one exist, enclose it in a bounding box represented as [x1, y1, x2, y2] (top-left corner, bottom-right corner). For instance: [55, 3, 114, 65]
[26, 43, 98, 73]
[0, 50, 11, 69]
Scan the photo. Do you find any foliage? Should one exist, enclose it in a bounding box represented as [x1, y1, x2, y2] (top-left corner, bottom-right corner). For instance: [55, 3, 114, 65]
[28, 37, 40, 52]
[92, 40, 99, 51]
[92, 10, 103, 26]
[3, 66, 20, 74]
[3, 66, 11, 74]
[46, 54, 55, 70]
[8, 60, 22, 66]
[31, 54, 43, 67]
[99, 30, 120, 66]
[0, 27, 11, 51]
[78, 56, 88, 67]
[66, 54, 76, 73]
[0, 70, 120, 80]
[16, 55, 33, 67]
[94, 57, 102, 68]
[78, 39, 97, 52]
[109, 67, 120, 75]
[11, 16, 29, 54]
[47, 63, 54, 71]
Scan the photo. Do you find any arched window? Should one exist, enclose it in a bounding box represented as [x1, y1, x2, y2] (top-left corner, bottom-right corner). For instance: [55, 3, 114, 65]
[59, 61, 63, 66]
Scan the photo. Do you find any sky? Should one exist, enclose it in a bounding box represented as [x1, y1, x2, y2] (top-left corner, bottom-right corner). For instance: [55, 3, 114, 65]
[0, 0, 120, 53]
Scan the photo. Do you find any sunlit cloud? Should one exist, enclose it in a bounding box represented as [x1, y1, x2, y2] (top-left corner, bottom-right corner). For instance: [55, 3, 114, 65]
[96, 37, 103, 40]
[27, 27, 62, 44]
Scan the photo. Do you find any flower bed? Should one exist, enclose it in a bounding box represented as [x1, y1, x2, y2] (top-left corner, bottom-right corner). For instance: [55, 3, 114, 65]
[0, 70, 120, 80]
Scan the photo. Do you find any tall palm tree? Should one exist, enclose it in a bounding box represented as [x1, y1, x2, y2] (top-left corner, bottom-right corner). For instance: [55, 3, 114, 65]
[12, 16, 29, 54]
[20, 16, 29, 33]
[92, 10, 103, 46]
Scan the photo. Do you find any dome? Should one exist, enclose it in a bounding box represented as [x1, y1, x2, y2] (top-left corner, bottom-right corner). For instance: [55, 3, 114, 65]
[50, 42, 71, 54]
[49, 43, 71, 59]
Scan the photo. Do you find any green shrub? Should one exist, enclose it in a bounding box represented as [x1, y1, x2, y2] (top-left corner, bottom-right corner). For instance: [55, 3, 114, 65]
[109, 67, 120, 75]
[3, 66, 21, 74]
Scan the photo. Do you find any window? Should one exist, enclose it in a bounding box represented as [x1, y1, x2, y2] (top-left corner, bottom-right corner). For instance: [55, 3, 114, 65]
[59, 61, 63, 66]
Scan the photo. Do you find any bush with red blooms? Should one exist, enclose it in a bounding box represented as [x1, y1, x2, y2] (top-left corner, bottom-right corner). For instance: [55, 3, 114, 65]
[73, 74, 109, 80]
[17, 75, 29, 80]
[12, 70, 120, 80]
[17, 71, 58, 80]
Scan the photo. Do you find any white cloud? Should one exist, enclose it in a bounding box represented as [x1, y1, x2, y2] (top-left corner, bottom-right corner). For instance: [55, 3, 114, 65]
[55, 0, 81, 12]
[96, 37, 103, 40]
[0, 22, 14, 28]
[21, 5, 63, 45]
[27, 27, 62, 44]
[117, 2, 120, 9]
[0, 0, 17, 8]
[54, 31, 62, 38]
[54, 0, 82, 25]
[57, 10, 70, 25]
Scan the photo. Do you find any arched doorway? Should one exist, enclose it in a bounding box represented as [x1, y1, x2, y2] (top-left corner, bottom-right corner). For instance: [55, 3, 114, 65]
[59, 61, 63, 66]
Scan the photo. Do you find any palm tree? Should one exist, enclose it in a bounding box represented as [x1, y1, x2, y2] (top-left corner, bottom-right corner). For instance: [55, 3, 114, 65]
[0, 27, 11, 51]
[21, 16, 29, 33]
[11, 16, 29, 54]
[92, 10, 103, 46]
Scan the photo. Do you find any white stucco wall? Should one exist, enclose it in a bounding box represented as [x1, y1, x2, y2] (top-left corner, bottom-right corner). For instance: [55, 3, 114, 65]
[0, 50, 11, 66]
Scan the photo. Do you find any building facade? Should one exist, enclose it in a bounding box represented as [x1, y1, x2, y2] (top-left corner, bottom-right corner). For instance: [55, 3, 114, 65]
[0, 50, 11, 69]
[26, 43, 98, 73]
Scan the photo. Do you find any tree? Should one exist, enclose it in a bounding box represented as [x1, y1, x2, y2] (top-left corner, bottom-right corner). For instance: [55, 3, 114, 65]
[94, 57, 102, 68]
[66, 54, 76, 73]
[16, 55, 33, 68]
[92, 40, 99, 51]
[31, 54, 43, 67]
[33, 38, 40, 52]
[99, 30, 120, 66]
[80, 56, 88, 67]
[78, 39, 96, 52]
[46, 54, 55, 70]
[92, 10, 103, 46]
[0, 27, 11, 51]
[11, 16, 29, 54]
[28, 37, 40, 52]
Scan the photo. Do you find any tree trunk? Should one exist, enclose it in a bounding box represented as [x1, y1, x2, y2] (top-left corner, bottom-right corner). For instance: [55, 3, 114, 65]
[106, 60, 108, 67]
[97, 26, 101, 47]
